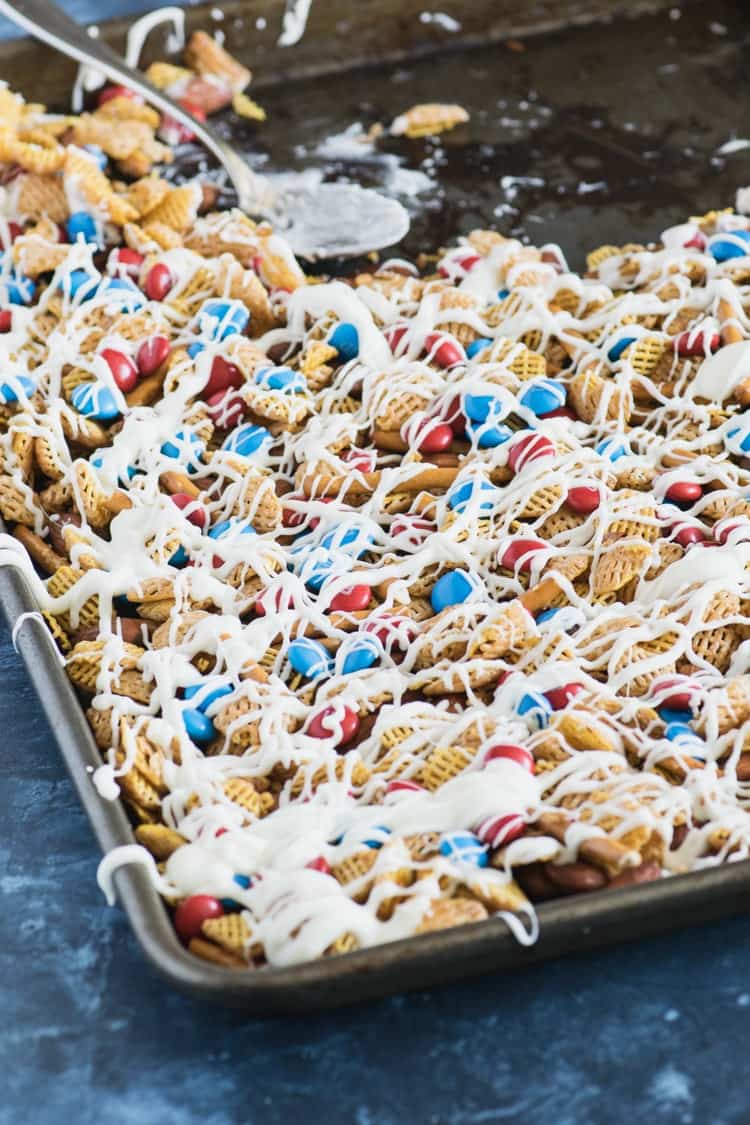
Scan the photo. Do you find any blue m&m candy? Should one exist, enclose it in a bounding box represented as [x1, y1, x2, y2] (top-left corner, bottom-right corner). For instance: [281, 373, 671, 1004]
[188, 341, 205, 359]
[664, 721, 703, 745]
[725, 421, 750, 454]
[439, 832, 488, 867]
[255, 365, 307, 394]
[363, 826, 391, 850]
[222, 423, 270, 457]
[66, 210, 99, 245]
[169, 545, 189, 567]
[536, 608, 560, 624]
[658, 707, 693, 726]
[183, 680, 234, 712]
[82, 144, 107, 171]
[596, 435, 630, 462]
[99, 276, 146, 312]
[288, 637, 332, 679]
[519, 378, 566, 415]
[709, 230, 750, 262]
[497, 288, 510, 300]
[607, 335, 637, 362]
[319, 523, 375, 557]
[198, 298, 250, 340]
[208, 519, 256, 540]
[341, 634, 380, 674]
[430, 569, 476, 613]
[328, 322, 359, 361]
[0, 375, 34, 404]
[233, 874, 252, 890]
[5, 269, 36, 305]
[464, 392, 508, 424]
[63, 269, 99, 300]
[467, 419, 513, 448]
[516, 690, 553, 729]
[299, 553, 335, 591]
[71, 381, 120, 421]
[448, 477, 497, 514]
[466, 337, 493, 359]
[183, 708, 216, 743]
[161, 430, 205, 472]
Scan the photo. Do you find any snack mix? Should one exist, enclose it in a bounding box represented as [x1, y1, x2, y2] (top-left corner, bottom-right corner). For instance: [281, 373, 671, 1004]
[4, 31, 750, 972]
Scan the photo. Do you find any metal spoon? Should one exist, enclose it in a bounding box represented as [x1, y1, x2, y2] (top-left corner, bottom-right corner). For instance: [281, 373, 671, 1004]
[0, 0, 411, 258]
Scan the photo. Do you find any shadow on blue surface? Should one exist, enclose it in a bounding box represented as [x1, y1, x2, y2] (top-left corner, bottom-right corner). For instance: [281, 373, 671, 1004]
[3, 613, 750, 1125]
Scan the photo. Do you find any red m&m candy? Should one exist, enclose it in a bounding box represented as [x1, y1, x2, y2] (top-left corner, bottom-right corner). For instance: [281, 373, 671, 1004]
[109, 247, 143, 279]
[306, 704, 360, 746]
[475, 813, 526, 848]
[100, 347, 138, 393]
[424, 332, 465, 368]
[174, 894, 224, 942]
[171, 492, 208, 529]
[145, 263, 174, 301]
[545, 683, 584, 711]
[137, 334, 170, 377]
[330, 584, 371, 612]
[649, 676, 700, 712]
[306, 856, 331, 874]
[664, 480, 703, 505]
[386, 779, 425, 794]
[673, 524, 708, 547]
[507, 432, 555, 473]
[98, 84, 143, 106]
[566, 486, 601, 514]
[204, 356, 243, 398]
[484, 743, 535, 773]
[0, 310, 12, 333]
[675, 330, 720, 357]
[206, 389, 246, 428]
[341, 448, 377, 472]
[415, 421, 453, 454]
[500, 538, 546, 573]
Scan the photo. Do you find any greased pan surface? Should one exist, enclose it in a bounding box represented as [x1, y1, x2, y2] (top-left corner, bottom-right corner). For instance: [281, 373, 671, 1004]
[2, 0, 750, 1011]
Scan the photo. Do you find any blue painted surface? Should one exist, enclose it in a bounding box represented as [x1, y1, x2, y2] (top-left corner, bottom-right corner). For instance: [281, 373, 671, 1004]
[5, 612, 750, 1123]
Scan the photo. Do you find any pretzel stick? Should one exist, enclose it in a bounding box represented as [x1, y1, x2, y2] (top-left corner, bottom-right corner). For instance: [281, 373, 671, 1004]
[126, 371, 166, 408]
[372, 428, 470, 455]
[718, 297, 744, 345]
[160, 470, 201, 499]
[106, 490, 133, 515]
[12, 525, 65, 574]
[519, 576, 563, 615]
[535, 811, 640, 876]
[299, 465, 463, 498]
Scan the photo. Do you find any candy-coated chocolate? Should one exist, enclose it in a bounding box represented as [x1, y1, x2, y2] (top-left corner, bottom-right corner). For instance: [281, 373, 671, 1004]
[145, 262, 174, 301]
[424, 332, 465, 367]
[430, 569, 475, 612]
[328, 322, 359, 361]
[566, 486, 601, 514]
[306, 704, 360, 744]
[516, 690, 553, 729]
[222, 423, 270, 457]
[173, 895, 224, 942]
[439, 832, 488, 866]
[137, 335, 170, 377]
[70, 381, 120, 421]
[288, 637, 332, 679]
[330, 584, 371, 612]
[500, 538, 546, 572]
[484, 743, 535, 773]
[507, 432, 555, 473]
[183, 708, 216, 742]
[66, 211, 98, 245]
[475, 813, 526, 847]
[100, 347, 138, 393]
[545, 683, 585, 710]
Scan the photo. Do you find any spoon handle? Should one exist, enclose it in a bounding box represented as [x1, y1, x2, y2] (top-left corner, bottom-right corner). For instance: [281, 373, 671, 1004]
[0, 0, 272, 213]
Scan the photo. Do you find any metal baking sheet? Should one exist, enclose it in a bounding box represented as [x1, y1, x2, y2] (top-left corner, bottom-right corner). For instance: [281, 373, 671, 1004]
[3, 0, 750, 1012]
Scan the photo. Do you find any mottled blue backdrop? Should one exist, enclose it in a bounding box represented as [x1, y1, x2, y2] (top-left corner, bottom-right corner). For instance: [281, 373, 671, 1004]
[3, 1, 750, 1120]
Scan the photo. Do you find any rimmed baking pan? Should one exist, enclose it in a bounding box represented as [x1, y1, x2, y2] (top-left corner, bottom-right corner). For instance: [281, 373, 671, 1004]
[3, 0, 750, 1012]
